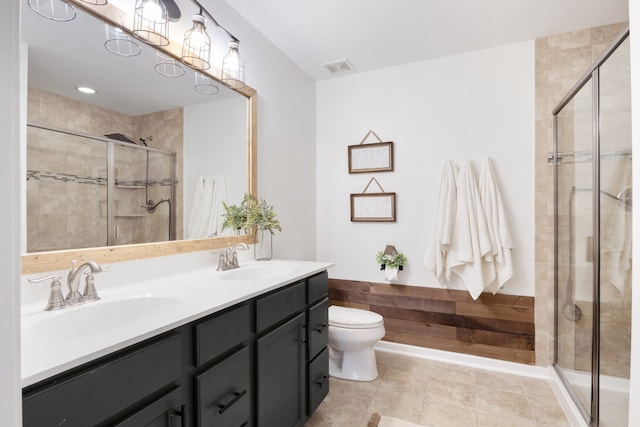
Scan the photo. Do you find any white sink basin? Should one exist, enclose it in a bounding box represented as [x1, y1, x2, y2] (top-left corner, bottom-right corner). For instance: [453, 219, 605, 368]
[23, 296, 182, 342]
[221, 262, 297, 281]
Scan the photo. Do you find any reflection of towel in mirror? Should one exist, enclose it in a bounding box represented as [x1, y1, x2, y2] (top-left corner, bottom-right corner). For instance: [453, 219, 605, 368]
[449, 160, 495, 300]
[425, 161, 458, 284]
[187, 176, 215, 239]
[209, 176, 229, 237]
[479, 158, 513, 294]
[187, 176, 229, 239]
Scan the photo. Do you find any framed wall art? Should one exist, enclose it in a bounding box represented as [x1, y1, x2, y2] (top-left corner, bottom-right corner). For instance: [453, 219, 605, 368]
[350, 177, 396, 222]
[348, 130, 394, 173]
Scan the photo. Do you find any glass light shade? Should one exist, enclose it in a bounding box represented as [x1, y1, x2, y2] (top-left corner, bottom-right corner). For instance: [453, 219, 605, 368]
[132, 0, 169, 46]
[104, 24, 142, 57]
[27, 0, 76, 21]
[79, 0, 107, 5]
[155, 51, 185, 78]
[221, 41, 245, 89]
[181, 15, 211, 70]
[194, 72, 219, 95]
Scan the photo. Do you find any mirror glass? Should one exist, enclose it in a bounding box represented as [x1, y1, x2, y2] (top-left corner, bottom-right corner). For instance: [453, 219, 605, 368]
[21, 0, 251, 255]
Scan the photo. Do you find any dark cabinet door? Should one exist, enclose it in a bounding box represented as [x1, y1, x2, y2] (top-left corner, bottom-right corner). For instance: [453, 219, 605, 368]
[112, 387, 184, 427]
[256, 313, 305, 427]
[307, 297, 329, 360]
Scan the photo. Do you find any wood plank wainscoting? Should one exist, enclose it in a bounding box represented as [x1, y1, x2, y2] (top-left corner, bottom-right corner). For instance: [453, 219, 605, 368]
[328, 279, 535, 364]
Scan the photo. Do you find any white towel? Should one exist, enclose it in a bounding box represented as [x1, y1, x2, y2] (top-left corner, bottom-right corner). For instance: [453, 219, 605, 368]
[209, 176, 229, 237]
[187, 176, 215, 239]
[424, 161, 458, 284]
[479, 158, 514, 294]
[449, 160, 495, 300]
[601, 189, 632, 294]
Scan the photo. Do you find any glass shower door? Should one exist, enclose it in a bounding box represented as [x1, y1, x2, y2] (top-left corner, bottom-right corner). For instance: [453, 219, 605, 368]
[555, 77, 595, 420]
[597, 36, 631, 427]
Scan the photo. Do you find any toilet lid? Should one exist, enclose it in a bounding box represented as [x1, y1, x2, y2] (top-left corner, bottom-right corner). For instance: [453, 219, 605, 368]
[329, 305, 384, 329]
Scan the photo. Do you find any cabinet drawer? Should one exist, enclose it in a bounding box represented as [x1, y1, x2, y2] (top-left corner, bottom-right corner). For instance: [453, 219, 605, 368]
[307, 271, 328, 304]
[23, 333, 182, 427]
[308, 347, 329, 416]
[256, 281, 305, 333]
[196, 346, 251, 427]
[308, 297, 328, 360]
[195, 303, 251, 366]
[113, 386, 183, 427]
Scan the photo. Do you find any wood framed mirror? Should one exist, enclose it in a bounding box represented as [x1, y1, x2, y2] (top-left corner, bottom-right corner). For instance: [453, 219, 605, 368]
[21, 0, 257, 274]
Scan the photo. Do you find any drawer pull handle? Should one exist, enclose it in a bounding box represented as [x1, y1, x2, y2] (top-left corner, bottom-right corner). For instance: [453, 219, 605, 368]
[218, 389, 248, 414]
[314, 324, 328, 334]
[316, 374, 329, 388]
[169, 404, 187, 427]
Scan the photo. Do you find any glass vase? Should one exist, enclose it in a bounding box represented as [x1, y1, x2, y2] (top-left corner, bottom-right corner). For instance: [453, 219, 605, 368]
[254, 228, 273, 260]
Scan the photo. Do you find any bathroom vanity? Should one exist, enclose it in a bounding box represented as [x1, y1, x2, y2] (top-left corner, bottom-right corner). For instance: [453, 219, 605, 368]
[21, 260, 331, 427]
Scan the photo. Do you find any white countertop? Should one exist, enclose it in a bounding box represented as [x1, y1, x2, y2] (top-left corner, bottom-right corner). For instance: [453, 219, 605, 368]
[21, 258, 332, 387]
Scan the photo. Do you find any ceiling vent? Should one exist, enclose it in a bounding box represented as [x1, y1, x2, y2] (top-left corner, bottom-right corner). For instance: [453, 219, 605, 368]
[323, 58, 355, 74]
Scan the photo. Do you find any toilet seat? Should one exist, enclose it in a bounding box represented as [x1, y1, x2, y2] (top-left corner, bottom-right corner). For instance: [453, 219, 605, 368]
[329, 306, 384, 329]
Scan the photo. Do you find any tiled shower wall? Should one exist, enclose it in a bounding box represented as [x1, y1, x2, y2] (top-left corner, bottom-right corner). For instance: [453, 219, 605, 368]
[534, 22, 629, 370]
[27, 88, 183, 252]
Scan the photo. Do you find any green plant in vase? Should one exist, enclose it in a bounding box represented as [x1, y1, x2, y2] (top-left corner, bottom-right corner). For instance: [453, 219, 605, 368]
[246, 196, 282, 260]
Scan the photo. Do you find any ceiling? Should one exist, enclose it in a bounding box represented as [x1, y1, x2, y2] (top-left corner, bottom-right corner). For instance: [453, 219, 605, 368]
[222, 0, 630, 80]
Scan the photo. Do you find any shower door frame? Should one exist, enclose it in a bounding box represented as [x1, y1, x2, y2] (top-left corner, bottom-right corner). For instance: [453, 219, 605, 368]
[552, 26, 630, 426]
[27, 122, 177, 248]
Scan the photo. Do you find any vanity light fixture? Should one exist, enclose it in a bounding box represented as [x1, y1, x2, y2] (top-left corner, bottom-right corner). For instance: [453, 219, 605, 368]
[194, 71, 219, 95]
[27, 0, 77, 22]
[76, 86, 96, 94]
[155, 50, 185, 78]
[221, 41, 245, 89]
[181, 12, 211, 70]
[187, 0, 245, 87]
[132, 0, 169, 46]
[104, 24, 142, 57]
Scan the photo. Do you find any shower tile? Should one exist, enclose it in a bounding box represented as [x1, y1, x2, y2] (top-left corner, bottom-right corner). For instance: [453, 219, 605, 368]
[546, 28, 591, 51]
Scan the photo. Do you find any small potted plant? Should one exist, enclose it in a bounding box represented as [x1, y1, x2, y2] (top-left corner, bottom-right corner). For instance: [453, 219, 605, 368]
[376, 248, 407, 281]
[222, 195, 250, 235]
[222, 194, 282, 260]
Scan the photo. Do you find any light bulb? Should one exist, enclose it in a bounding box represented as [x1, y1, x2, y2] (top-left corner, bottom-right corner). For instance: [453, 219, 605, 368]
[224, 43, 240, 72]
[188, 16, 208, 49]
[141, 0, 166, 22]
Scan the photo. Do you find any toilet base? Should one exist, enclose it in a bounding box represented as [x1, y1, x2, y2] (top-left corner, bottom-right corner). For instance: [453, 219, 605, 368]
[328, 345, 379, 381]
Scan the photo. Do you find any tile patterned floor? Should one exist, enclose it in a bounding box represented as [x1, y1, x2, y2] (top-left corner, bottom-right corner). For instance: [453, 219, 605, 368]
[306, 351, 570, 427]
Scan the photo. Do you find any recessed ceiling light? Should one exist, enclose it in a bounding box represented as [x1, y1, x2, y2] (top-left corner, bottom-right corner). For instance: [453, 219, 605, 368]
[76, 86, 96, 94]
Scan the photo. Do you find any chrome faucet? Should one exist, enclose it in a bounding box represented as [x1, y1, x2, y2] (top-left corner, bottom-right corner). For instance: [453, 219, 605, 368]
[29, 260, 110, 311]
[66, 260, 109, 304]
[215, 243, 249, 271]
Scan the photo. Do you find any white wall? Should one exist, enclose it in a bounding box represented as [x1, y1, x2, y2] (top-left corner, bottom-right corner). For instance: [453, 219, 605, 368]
[184, 96, 247, 238]
[627, 0, 639, 424]
[316, 41, 535, 296]
[206, 0, 318, 261]
[1, 0, 22, 424]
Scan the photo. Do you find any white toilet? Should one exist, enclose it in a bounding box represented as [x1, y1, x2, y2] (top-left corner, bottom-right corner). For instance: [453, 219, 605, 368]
[328, 305, 385, 381]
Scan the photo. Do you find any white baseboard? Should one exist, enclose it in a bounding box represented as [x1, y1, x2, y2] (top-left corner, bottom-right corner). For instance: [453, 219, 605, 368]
[375, 340, 547, 378]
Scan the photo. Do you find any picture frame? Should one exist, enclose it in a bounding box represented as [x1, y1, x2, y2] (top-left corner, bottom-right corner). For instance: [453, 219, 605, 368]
[350, 192, 396, 222]
[348, 141, 394, 173]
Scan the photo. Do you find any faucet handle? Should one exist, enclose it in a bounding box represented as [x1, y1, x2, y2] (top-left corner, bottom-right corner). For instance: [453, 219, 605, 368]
[83, 273, 100, 302]
[28, 275, 66, 311]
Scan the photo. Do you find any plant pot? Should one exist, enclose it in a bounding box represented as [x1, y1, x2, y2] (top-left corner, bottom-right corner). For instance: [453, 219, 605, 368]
[254, 228, 273, 261]
[384, 266, 399, 281]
